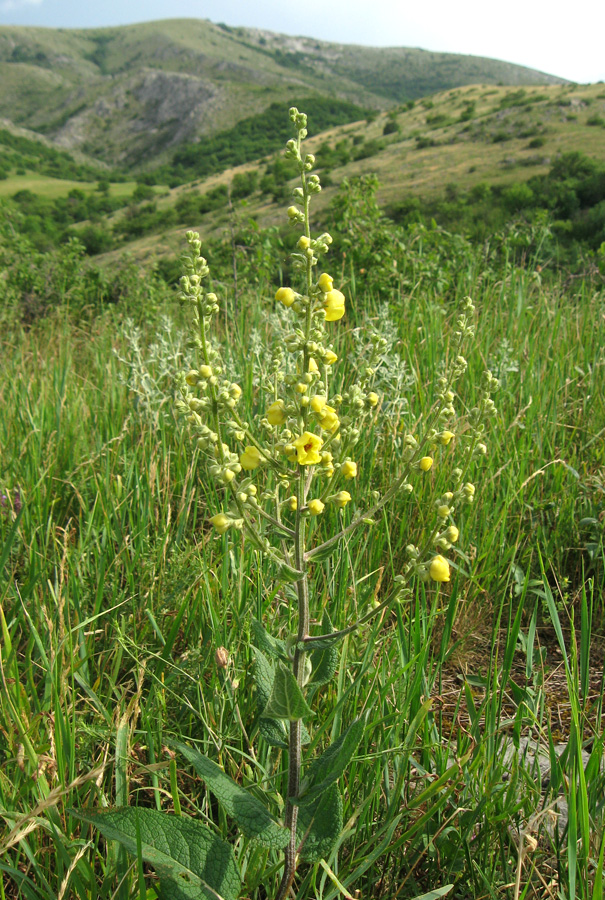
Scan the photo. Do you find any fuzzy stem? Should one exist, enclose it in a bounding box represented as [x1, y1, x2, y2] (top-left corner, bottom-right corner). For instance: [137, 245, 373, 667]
[276, 119, 313, 900]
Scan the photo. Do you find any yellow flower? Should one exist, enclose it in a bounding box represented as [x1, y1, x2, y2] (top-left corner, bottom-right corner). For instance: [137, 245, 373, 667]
[287, 496, 297, 511]
[419, 457, 433, 472]
[297, 236, 311, 250]
[318, 272, 334, 292]
[324, 349, 338, 365]
[308, 358, 319, 373]
[275, 287, 296, 307]
[445, 525, 459, 543]
[267, 400, 286, 425]
[323, 289, 346, 322]
[437, 430, 455, 446]
[240, 446, 262, 470]
[333, 490, 351, 508]
[292, 431, 323, 465]
[429, 555, 450, 582]
[318, 405, 339, 433]
[210, 513, 231, 535]
[308, 498, 325, 516]
[367, 392, 379, 407]
[341, 460, 357, 479]
[310, 395, 327, 413]
[437, 504, 451, 518]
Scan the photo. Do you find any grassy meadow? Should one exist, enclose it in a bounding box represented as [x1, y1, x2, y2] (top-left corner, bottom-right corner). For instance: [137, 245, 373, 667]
[1, 184, 604, 900]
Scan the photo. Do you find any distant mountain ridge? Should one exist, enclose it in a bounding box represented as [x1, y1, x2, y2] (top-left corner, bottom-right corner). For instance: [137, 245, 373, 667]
[0, 18, 566, 171]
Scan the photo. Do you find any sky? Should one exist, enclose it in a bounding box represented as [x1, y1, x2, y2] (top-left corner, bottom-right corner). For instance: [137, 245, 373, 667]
[1, 0, 604, 85]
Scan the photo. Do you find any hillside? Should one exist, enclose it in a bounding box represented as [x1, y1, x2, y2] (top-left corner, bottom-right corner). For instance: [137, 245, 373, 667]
[91, 82, 605, 265]
[0, 18, 566, 170]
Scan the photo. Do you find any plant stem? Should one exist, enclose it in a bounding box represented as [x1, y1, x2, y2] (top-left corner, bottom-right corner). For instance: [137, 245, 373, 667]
[277, 120, 313, 900]
[276, 475, 309, 900]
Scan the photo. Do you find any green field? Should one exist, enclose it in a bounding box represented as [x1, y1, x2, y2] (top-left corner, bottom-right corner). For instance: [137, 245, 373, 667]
[0, 101, 604, 900]
[0, 171, 139, 199]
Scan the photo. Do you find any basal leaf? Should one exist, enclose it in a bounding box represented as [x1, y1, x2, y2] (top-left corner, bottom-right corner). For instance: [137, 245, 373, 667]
[174, 742, 289, 850]
[297, 783, 343, 862]
[261, 661, 314, 722]
[70, 807, 240, 900]
[297, 717, 365, 806]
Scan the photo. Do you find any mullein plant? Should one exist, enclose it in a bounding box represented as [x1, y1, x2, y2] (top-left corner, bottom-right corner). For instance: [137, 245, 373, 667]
[72, 108, 497, 900]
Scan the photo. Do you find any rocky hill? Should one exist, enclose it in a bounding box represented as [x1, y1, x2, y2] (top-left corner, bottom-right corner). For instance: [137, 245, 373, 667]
[0, 18, 566, 170]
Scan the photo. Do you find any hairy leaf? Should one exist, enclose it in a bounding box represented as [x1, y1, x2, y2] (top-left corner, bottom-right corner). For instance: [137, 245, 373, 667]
[297, 783, 343, 862]
[174, 742, 289, 849]
[70, 807, 240, 900]
[261, 661, 314, 722]
[309, 611, 339, 685]
[251, 621, 286, 661]
[297, 717, 365, 806]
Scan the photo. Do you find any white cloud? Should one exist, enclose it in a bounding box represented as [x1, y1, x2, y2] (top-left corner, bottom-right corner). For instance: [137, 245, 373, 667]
[0, 0, 43, 11]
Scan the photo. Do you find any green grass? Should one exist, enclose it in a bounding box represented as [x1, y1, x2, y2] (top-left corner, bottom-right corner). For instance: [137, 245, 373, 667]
[0, 219, 603, 898]
[0, 172, 141, 199]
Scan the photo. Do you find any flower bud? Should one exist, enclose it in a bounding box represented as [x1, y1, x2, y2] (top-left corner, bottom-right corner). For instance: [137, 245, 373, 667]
[210, 513, 231, 534]
[318, 272, 334, 292]
[429, 555, 450, 583]
[267, 400, 286, 425]
[341, 460, 357, 479]
[308, 498, 325, 516]
[419, 457, 433, 472]
[332, 490, 351, 508]
[445, 525, 459, 543]
[240, 446, 262, 470]
[275, 287, 296, 308]
[215, 647, 229, 668]
[437, 430, 455, 446]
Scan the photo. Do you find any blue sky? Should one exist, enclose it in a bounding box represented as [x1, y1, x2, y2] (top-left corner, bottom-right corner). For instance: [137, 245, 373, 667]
[1, 0, 604, 85]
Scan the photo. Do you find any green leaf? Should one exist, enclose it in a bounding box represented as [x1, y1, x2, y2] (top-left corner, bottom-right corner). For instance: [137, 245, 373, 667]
[297, 717, 365, 806]
[261, 661, 314, 722]
[70, 807, 240, 900]
[306, 541, 338, 563]
[173, 742, 289, 849]
[252, 646, 275, 712]
[259, 717, 289, 748]
[253, 649, 311, 746]
[297, 784, 343, 862]
[251, 621, 286, 661]
[276, 561, 305, 583]
[309, 612, 339, 685]
[409, 887, 454, 900]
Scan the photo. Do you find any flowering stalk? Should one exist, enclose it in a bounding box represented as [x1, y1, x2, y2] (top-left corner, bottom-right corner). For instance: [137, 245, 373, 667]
[174, 107, 496, 899]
